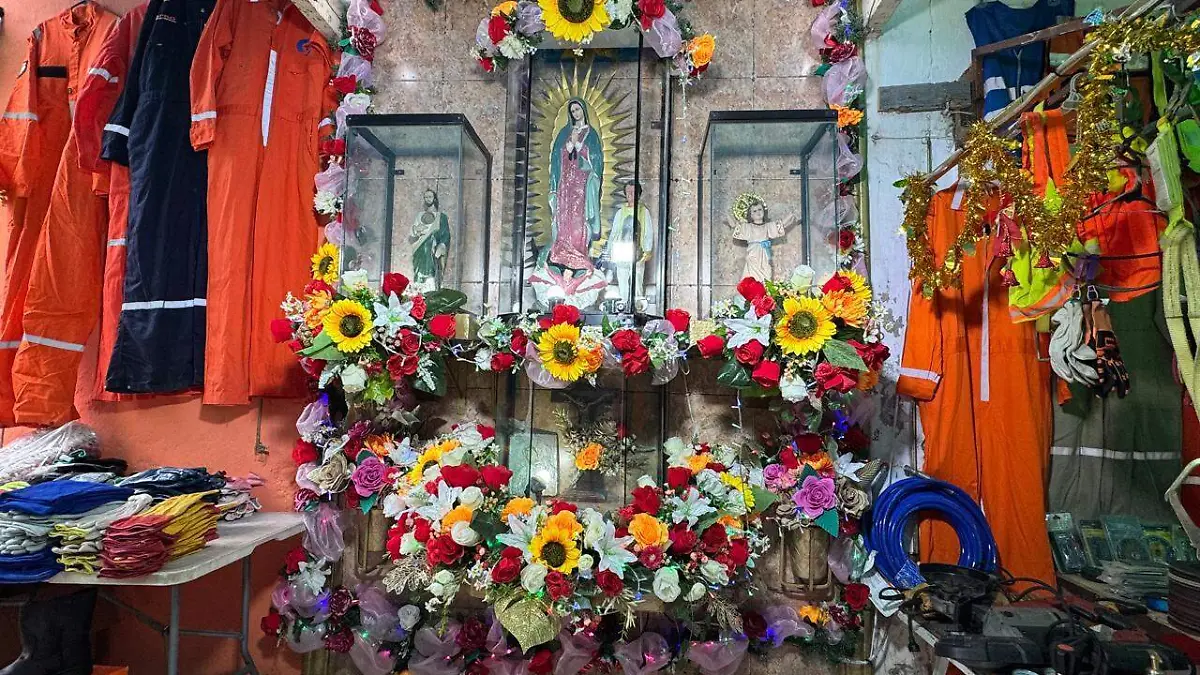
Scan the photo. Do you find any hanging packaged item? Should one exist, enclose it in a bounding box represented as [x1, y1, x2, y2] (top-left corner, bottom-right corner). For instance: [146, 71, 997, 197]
[189, 0, 335, 405]
[101, 0, 215, 394]
[0, 3, 119, 427]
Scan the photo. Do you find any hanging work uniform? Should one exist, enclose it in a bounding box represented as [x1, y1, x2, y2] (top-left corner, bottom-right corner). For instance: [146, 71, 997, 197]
[0, 4, 119, 427]
[101, 0, 214, 394]
[190, 0, 334, 405]
[898, 187, 1056, 585]
[966, 0, 1074, 120]
[73, 3, 149, 402]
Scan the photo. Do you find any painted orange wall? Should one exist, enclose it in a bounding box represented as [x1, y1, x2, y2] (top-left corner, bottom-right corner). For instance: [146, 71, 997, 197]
[0, 2, 304, 673]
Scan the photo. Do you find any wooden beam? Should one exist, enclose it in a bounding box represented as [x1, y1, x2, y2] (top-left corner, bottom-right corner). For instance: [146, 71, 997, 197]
[863, 0, 903, 37]
[878, 81, 973, 113]
[290, 0, 343, 44]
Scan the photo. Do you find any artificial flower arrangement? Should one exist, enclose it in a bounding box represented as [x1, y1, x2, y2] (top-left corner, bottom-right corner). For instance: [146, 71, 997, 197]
[472, 0, 716, 82]
[692, 271, 888, 404]
[555, 408, 630, 476]
[742, 585, 872, 662]
[761, 432, 874, 539]
[278, 267, 467, 400]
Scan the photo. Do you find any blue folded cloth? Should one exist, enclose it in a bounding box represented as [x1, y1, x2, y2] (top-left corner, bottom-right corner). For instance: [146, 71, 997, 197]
[0, 480, 134, 516]
[0, 549, 63, 583]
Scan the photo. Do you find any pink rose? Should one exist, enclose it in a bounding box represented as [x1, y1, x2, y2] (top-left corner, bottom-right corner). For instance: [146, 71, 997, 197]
[793, 474, 836, 518]
[351, 456, 387, 497]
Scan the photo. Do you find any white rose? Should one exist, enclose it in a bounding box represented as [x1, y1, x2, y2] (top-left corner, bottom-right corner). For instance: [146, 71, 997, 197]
[428, 581, 445, 597]
[474, 348, 494, 371]
[399, 532, 422, 556]
[521, 563, 548, 593]
[342, 269, 370, 290]
[450, 521, 480, 546]
[340, 364, 368, 393]
[653, 567, 681, 603]
[459, 487, 484, 509]
[779, 373, 809, 403]
[342, 92, 372, 114]
[440, 446, 466, 466]
[577, 554, 594, 579]
[700, 559, 729, 586]
[636, 475, 657, 488]
[684, 582, 706, 602]
[789, 264, 816, 289]
[397, 605, 421, 631]
[433, 569, 456, 585]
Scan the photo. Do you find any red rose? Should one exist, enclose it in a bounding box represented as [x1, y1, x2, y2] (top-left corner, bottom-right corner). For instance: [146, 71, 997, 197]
[751, 360, 781, 388]
[270, 319, 293, 343]
[706, 462, 727, 473]
[621, 346, 651, 376]
[751, 294, 776, 317]
[733, 341, 764, 366]
[261, 609, 283, 636]
[286, 339, 303, 353]
[441, 464, 480, 488]
[426, 534, 464, 567]
[304, 280, 334, 296]
[386, 529, 404, 561]
[387, 353, 418, 379]
[332, 75, 358, 94]
[382, 272, 410, 298]
[457, 617, 488, 652]
[545, 571, 574, 600]
[480, 464, 513, 491]
[292, 439, 318, 466]
[666, 467, 692, 490]
[840, 425, 870, 453]
[398, 329, 421, 355]
[344, 491, 360, 510]
[596, 570, 624, 596]
[779, 447, 799, 469]
[814, 362, 857, 394]
[466, 663, 490, 675]
[843, 582, 870, 611]
[487, 14, 510, 45]
[631, 486, 661, 514]
[664, 308, 690, 333]
[823, 39, 858, 64]
[479, 56, 495, 73]
[609, 328, 642, 353]
[822, 274, 853, 293]
[283, 546, 307, 574]
[638, 546, 665, 569]
[838, 228, 857, 251]
[549, 500, 577, 514]
[490, 556, 521, 584]
[320, 138, 347, 156]
[743, 612, 767, 640]
[410, 295, 427, 319]
[429, 314, 457, 339]
[617, 505, 635, 523]
[729, 538, 750, 567]
[529, 649, 555, 675]
[737, 277, 767, 301]
[510, 329, 528, 355]
[701, 524, 728, 554]
[696, 334, 725, 358]
[848, 339, 890, 371]
[490, 352, 516, 372]
[478, 425, 496, 440]
[413, 518, 433, 543]
[501, 546, 522, 558]
[669, 524, 697, 555]
[841, 518, 861, 537]
[637, 0, 665, 29]
[551, 304, 581, 326]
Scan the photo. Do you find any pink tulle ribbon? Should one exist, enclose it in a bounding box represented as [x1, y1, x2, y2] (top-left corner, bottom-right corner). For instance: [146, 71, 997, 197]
[614, 632, 672, 675]
[553, 631, 599, 675]
[410, 624, 463, 675]
[686, 639, 748, 675]
[761, 607, 814, 646]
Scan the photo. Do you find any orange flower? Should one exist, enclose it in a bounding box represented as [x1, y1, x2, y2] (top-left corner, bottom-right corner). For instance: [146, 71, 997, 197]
[581, 346, 605, 374]
[804, 454, 833, 474]
[500, 497, 535, 522]
[304, 290, 333, 331]
[857, 369, 880, 391]
[491, 0, 517, 15]
[544, 510, 583, 539]
[575, 442, 603, 471]
[831, 104, 863, 129]
[717, 515, 743, 532]
[799, 605, 829, 625]
[628, 513, 669, 550]
[364, 434, 392, 458]
[689, 34, 715, 67]
[442, 505, 474, 532]
[686, 454, 709, 474]
[821, 289, 868, 327]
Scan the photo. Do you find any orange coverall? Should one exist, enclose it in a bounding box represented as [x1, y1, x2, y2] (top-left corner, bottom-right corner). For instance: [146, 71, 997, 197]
[73, 4, 149, 403]
[898, 187, 1056, 586]
[0, 4, 118, 426]
[190, 0, 334, 405]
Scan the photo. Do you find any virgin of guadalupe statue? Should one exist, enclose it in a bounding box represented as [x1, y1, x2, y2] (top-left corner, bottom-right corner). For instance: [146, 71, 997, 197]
[728, 192, 798, 281]
[411, 188, 451, 291]
[548, 98, 604, 272]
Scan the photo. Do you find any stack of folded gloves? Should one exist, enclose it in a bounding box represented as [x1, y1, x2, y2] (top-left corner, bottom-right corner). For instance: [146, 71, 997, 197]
[146, 491, 221, 559]
[99, 514, 175, 578]
[50, 494, 154, 574]
[118, 467, 226, 498]
[0, 480, 134, 582]
[217, 473, 264, 522]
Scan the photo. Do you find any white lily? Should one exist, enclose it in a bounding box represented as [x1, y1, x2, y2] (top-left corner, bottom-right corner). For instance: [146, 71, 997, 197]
[723, 312, 772, 349]
[373, 293, 417, 337]
[668, 488, 715, 527]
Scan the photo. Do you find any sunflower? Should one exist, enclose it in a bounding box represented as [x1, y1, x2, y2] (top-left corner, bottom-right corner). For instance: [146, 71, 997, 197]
[841, 270, 872, 305]
[775, 296, 835, 356]
[537, 323, 590, 382]
[407, 439, 460, 484]
[304, 289, 333, 331]
[538, 0, 609, 44]
[720, 472, 755, 510]
[323, 300, 374, 353]
[821, 290, 869, 327]
[798, 605, 829, 626]
[311, 243, 340, 285]
[529, 511, 583, 573]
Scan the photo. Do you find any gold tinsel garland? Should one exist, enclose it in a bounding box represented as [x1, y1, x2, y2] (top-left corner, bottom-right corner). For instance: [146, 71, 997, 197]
[901, 14, 1200, 292]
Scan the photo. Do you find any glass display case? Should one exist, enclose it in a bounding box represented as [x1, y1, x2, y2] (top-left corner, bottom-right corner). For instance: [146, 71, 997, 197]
[497, 37, 672, 316]
[340, 114, 492, 313]
[697, 110, 842, 315]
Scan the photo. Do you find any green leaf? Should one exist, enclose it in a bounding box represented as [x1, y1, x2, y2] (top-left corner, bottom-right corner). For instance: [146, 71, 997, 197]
[799, 464, 818, 482]
[602, 315, 613, 335]
[496, 597, 558, 652]
[297, 332, 346, 362]
[893, 177, 910, 189]
[750, 486, 779, 514]
[694, 513, 720, 533]
[822, 339, 867, 370]
[423, 289, 467, 316]
[414, 351, 447, 397]
[355, 449, 374, 465]
[815, 63, 832, 77]
[363, 374, 394, 405]
[471, 512, 500, 543]
[358, 493, 378, 515]
[716, 360, 752, 388]
[815, 508, 840, 537]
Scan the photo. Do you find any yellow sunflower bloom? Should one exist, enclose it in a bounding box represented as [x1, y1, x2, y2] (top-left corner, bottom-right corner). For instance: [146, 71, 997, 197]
[537, 323, 590, 382]
[720, 473, 755, 510]
[530, 511, 583, 573]
[841, 270, 872, 305]
[538, 0, 609, 44]
[311, 243, 340, 285]
[775, 296, 835, 356]
[799, 605, 829, 626]
[407, 440, 459, 484]
[575, 442, 603, 471]
[821, 289, 869, 327]
[323, 299, 374, 353]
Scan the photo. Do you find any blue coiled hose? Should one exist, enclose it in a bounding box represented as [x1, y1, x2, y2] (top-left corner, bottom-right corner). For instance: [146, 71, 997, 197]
[864, 476, 998, 589]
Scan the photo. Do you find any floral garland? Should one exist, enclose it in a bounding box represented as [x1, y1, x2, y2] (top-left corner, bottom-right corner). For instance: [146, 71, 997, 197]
[899, 13, 1200, 292]
[472, 0, 716, 82]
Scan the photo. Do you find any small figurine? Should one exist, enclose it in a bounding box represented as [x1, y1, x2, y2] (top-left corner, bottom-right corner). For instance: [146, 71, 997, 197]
[605, 180, 655, 305]
[728, 192, 798, 282]
[411, 188, 450, 292]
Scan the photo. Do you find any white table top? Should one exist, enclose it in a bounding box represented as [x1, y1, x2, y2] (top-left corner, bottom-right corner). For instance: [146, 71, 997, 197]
[47, 511, 304, 587]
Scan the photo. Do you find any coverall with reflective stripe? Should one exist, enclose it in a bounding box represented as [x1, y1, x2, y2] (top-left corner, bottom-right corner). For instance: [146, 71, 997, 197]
[102, 0, 214, 394]
[0, 4, 118, 426]
[73, 3, 148, 402]
[898, 187, 1056, 585]
[190, 0, 334, 405]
